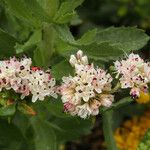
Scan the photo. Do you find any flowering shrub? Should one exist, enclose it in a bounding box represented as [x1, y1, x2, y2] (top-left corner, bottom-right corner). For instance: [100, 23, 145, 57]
[0, 0, 150, 150]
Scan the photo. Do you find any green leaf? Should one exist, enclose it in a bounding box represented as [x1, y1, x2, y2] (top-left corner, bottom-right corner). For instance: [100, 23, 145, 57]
[36, 0, 59, 17]
[52, 60, 73, 80]
[55, 11, 76, 24]
[43, 99, 72, 118]
[57, 42, 124, 63]
[56, 27, 149, 64]
[0, 104, 16, 116]
[57, 26, 149, 52]
[12, 112, 31, 140]
[55, 27, 125, 62]
[138, 129, 150, 150]
[5, 0, 52, 27]
[96, 27, 150, 51]
[0, 119, 25, 150]
[30, 116, 58, 150]
[0, 28, 17, 57]
[78, 42, 124, 62]
[0, 5, 32, 42]
[77, 28, 97, 45]
[52, 116, 93, 143]
[54, 25, 75, 44]
[54, 0, 84, 23]
[70, 13, 82, 26]
[15, 29, 42, 54]
[102, 110, 118, 150]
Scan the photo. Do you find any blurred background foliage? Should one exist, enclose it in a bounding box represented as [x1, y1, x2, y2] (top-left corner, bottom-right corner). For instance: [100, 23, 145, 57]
[76, 0, 150, 33]
[75, 0, 150, 59]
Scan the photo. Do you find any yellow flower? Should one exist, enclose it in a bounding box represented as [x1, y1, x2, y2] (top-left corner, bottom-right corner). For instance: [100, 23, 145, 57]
[136, 91, 150, 104]
[114, 109, 150, 150]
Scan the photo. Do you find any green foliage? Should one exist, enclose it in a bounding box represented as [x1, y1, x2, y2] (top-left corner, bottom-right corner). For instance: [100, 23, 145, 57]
[138, 129, 150, 150]
[0, 119, 25, 150]
[0, 4, 31, 42]
[30, 116, 58, 150]
[52, 60, 73, 80]
[33, 99, 93, 143]
[0, 99, 93, 150]
[37, 0, 59, 18]
[33, 24, 55, 67]
[0, 28, 17, 57]
[54, 25, 76, 44]
[76, 28, 98, 45]
[0, 104, 16, 116]
[4, 0, 83, 26]
[55, 26, 149, 63]
[53, 0, 84, 24]
[4, 0, 52, 27]
[0, 0, 149, 149]
[15, 29, 42, 54]
[95, 27, 150, 51]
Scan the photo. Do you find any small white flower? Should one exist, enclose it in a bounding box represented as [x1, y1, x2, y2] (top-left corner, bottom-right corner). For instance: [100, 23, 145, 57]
[69, 50, 88, 67]
[76, 50, 83, 59]
[100, 94, 114, 107]
[64, 102, 75, 113]
[130, 87, 140, 98]
[92, 68, 112, 93]
[76, 103, 92, 119]
[144, 62, 150, 81]
[69, 55, 78, 66]
[89, 99, 101, 115]
[75, 85, 95, 102]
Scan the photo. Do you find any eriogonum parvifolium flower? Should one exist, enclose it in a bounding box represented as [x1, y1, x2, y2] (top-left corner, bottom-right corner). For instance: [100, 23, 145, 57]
[114, 53, 150, 99]
[60, 50, 114, 119]
[69, 50, 88, 66]
[0, 57, 57, 102]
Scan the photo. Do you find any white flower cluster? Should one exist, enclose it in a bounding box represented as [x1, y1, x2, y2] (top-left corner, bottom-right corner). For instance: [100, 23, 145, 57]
[0, 57, 57, 102]
[60, 50, 114, 119]
[114, 53, 150, 98]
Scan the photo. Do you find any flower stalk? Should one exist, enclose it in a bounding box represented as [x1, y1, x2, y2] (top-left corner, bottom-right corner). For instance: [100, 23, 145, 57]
[102, 110, 118, 150]
[110, 82, 121, 94]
